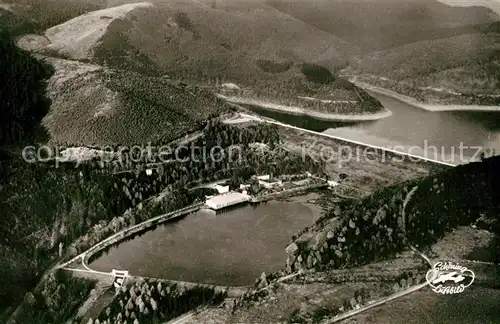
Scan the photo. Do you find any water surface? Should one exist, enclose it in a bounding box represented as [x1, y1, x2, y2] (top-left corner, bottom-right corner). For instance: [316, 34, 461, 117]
[246, 91, 500, 164]
[90, 199, 322, 286]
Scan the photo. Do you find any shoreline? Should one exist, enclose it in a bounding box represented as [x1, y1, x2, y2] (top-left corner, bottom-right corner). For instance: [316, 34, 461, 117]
[352, 81, 500, 112]
[68, 186, 326, 273]
[217, 95, 393, 122]
[224, 101, 457, 168]
[81, 204, 202, 271]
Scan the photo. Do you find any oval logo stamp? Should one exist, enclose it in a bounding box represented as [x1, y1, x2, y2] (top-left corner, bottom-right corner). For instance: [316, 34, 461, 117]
[426, 261, 475, 294]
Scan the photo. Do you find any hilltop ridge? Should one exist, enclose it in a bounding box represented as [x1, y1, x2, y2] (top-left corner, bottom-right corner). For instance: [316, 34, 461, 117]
[10, 0, 500, 110]
[42, 2, 154, 61]
[344, 30, 500, 105]
[267, 0, 500, 52]
[17, 0, 350, 82]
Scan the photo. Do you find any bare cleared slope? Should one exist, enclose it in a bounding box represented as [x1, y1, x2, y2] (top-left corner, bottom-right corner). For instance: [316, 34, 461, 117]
[33, 0, 350, 84]
[42, 2, 153, 60]
[42, 57, 228, 146]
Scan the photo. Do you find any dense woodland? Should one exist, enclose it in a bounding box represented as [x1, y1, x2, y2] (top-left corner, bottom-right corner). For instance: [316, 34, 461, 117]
[0, 31, 56, 320]
[288, 156, 500, 273]
[406, 156, 500, 246]
[0, 0, 107, 37]
[14, 270, 97, 324]
[1, 69, 324, 323]
[0, 27, 324, 322]
[2, 120, 324, 322]
[93, 280, 226, 324]
[225, 63, 384, 115]
[300, 63, 336, 84]
[0, 158, 157, 321]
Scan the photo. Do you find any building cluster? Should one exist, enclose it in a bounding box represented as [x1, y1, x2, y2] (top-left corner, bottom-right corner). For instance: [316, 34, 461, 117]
[203, 173, 339, 212]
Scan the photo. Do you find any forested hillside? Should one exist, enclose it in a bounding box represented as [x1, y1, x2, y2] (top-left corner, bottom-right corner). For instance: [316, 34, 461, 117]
[12, 0, 499, 109]
[0, 29, 53, 320]
[346, 29, 500, 104]
[267, 0, 499, 52]
[0, 44, 325, 321]
[0, 29, 223, 321]
[0, 7, 37, 36]
[0, 17, 324, 321]
[0, 0, 106, 31]
[43, 59, 230, 146]
[16, 0, 350, 84]
[0, 28, 53, 147]
[2, 120, 326, 323]
[287, 156, 500, 273]
[94, 280, 226, 323]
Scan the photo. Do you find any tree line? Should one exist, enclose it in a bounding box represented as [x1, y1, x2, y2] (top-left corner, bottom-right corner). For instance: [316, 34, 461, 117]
[93, 280, 226, 324]
[288, 155, 500, 274]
